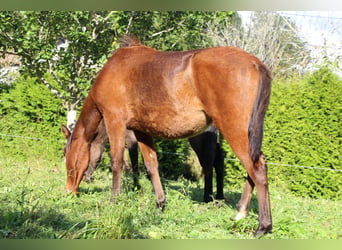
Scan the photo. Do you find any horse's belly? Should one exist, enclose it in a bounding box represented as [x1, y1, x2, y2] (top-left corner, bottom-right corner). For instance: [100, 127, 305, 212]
[128, 107, 211, 139]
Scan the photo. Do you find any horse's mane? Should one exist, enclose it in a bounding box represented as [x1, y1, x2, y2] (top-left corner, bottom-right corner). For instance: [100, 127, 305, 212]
[118, 35, 142, 48]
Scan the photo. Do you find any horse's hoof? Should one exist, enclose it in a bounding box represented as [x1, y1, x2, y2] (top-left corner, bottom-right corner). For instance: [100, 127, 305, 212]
[65, 185, 78, 196]
[83, 176, 94, 183]
[235, 211, 248, 221]
[156, 199, 166, 211]
[204, 195, 214, 203]
[254, 225, 272, 237]
[215, 194, 224, 200]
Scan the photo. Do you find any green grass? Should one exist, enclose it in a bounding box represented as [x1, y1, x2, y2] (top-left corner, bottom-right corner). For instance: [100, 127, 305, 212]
[0, 157, 341, 239]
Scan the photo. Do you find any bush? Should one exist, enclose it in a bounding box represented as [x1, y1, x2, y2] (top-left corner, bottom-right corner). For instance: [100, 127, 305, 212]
[0, 77, 65, 161]
[262, 66, 341, 199]
[155, 139, 192, 180]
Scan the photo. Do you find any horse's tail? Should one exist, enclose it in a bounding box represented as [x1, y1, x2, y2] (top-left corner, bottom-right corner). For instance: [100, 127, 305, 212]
[248, 64, 272, 163]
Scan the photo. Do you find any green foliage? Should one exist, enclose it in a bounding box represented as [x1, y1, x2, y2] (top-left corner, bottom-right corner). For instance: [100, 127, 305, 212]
[262, 66, 342, 200]
[155, 139, 191, 180]
[132, 11, 236, 51]
[0, 76, 65, 161]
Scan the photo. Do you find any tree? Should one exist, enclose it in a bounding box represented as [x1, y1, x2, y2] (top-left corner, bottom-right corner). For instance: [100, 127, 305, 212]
[0, 11, 122, 129]
[206, 11, 311, 77]
[0, 11, 237, 130]
[130, 11, 237, 51]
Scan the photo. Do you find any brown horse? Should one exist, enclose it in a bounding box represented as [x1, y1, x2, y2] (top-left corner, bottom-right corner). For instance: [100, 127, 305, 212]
[62, 122, 225, 203]
[62, 35, 272, 235]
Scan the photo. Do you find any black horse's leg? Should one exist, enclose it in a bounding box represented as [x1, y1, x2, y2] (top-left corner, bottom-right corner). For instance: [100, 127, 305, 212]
[203, 166, 214, 202]
[126, 130, 140, 190]
[189, 126, 217, 202]
[214, 142, 225, 200]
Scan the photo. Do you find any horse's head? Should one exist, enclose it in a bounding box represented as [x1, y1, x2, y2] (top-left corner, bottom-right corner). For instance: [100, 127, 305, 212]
[61, 124, 90, 194]
[61, 124, 76, 193]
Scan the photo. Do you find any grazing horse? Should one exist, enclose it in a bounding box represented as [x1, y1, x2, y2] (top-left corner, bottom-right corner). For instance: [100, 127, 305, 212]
[62, 122, 225, 203]
[62, 35, 272, 235]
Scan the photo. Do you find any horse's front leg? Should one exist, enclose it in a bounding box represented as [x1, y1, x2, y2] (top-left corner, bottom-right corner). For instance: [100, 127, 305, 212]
[110, 146, 125, 199]
[103, 119, 126, 200]
[134, 131, 166, 209]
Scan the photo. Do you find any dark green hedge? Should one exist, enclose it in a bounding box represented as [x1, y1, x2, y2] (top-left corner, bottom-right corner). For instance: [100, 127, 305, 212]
[263, 66, 341, 200]
[0, 77, 65, 161]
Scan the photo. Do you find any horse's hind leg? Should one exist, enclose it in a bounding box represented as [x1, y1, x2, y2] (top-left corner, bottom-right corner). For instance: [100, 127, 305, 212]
[237, 152, 271, 235]
[134, 131, 165, 208]
[253, 154, 272, 235]
[235, 175, 254, 220]
[217, 124, 272, 235]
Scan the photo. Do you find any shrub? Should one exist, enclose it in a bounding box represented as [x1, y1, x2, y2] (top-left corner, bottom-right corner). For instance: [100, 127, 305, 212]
[262, 66, 341, 199]
[155, 139, 192, 180]
[0, 77, 65, 161]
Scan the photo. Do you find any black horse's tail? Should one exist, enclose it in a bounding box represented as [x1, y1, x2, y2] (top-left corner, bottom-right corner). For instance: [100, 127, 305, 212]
[248, 64, 272, 163]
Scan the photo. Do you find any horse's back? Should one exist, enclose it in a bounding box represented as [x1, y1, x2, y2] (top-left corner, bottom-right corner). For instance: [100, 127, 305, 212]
[92, 47, 209, 139]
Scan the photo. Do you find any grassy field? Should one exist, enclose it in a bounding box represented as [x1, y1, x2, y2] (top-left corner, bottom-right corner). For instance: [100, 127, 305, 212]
[0, 156, 341, 239]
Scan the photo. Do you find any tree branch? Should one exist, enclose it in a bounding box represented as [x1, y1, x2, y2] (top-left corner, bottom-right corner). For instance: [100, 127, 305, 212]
[40, 77, 65, 101]
[50, 70, 66, 90]
[90, 11, 115, 41]
[150, 19, 185, 38]
[125, 13, 134, 35]
[0, 50, 19, 56]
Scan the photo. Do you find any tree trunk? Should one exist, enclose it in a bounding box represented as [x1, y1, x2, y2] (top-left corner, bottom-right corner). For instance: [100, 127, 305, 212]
[67, 105, 77, 131]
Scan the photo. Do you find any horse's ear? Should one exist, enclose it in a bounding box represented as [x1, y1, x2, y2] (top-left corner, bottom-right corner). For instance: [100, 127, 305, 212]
[61, 124, 71, 139]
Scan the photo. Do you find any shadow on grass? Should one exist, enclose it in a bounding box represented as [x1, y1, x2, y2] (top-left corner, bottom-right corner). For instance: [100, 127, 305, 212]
[78, 186, 108, 195]
[165, 180, 259, 215]
[0, 206, 88, 239]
